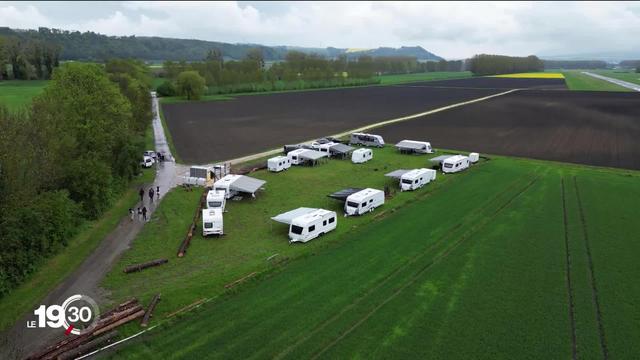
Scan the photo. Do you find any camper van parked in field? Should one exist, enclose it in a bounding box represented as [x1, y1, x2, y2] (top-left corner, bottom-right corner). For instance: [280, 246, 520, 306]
[442, 155, 470, 174]
[351, 148, 373, 164]
[400, 168, 436, 191]
[202, 209, 223, 236]
[469, 152, 480, 163]
[345, 188, 385, 216]
[289, 209, 337, 243]
[350, 133, 385, 148]
[206, 189, 226, 211]
[268, 156, 291, 172]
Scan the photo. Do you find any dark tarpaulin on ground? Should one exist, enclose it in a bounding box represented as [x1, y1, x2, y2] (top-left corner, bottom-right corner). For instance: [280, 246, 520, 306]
[327, 188, 364, 201]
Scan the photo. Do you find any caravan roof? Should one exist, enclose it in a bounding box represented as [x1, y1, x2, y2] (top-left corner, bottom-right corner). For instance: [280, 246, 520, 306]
[347, 188, 382, 203]
[396, 140, 431, 150]
[443, 155, 468, 163]
[402, 169, 430, 180]
[271, 207, 318, 224]
[299, 150, 328, 161]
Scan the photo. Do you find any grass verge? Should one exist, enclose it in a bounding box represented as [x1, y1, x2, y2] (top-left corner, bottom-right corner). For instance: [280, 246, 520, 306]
[561, 70, 631, 92]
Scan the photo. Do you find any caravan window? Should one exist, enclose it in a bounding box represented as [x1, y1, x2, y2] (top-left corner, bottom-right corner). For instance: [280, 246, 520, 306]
[208, 201, 223, 208]
[415, 180, 419, 184]
[401, 179, 412, 184]
[347, 201, 359, 208]
[444, 163, 453, 168]
[369, 199, 373, 203]
[215, 187, 226, 192]
[323, 220, 327, 226]
[291, 225, 303, 235]
[309, 225, 316, 232]
[204, 223, 213, 229]
[329, 217, 335, 224]
[361, 202, 367, 207]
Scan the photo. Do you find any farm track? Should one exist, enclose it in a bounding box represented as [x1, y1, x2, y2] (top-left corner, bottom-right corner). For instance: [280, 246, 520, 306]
[561, 178, 579, 360]
[309, 176, 540, 359]
[272, 172, 536, 360]
[573, 176, 609, 359]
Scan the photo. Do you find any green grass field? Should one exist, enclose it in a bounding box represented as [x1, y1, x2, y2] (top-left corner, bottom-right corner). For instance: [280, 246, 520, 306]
[0, 80, 49, 111]
[560, 70, 630, 92]
[101, 148, 640, 359]
[593, 69, 640, 86]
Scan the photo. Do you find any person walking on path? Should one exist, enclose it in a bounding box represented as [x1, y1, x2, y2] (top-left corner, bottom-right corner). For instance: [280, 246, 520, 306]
[139, 188, 145, 203]
[142, 206, 148, 222]
[137, 207, 142, 221]
[148, 187, 155, 203]
[156, 185, 160, 199]
[129, 208, 134, 221]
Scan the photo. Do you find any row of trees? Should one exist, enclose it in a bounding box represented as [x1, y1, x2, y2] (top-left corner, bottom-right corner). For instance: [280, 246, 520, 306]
[543, 60, 607, 70]
[468, 54, 543, 76]
[0, 35, 61, 80]
[0, 60, 151, 297]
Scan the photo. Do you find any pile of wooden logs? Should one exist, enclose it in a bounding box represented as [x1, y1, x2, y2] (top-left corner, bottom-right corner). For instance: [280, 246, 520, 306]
[28, 298, 146, 360]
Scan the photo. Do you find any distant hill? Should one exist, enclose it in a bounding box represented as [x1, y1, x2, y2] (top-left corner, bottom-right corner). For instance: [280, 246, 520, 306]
[0, 27, 444, 62]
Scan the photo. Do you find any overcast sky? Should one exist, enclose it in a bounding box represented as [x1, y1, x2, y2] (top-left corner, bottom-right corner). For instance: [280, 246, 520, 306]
[1, 1, 639, 59]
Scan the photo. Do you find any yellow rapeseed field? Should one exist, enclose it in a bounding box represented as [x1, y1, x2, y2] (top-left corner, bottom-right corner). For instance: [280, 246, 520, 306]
[492, 72, 565, 79]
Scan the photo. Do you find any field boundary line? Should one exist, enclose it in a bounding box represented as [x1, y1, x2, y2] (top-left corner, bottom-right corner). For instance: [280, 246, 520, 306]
[561, 178, 579, 360]
[216, 89, 519, 166]
[573, 176, 609, 359]
[272, 172, 535, 360]
[310, 176, 540, 359]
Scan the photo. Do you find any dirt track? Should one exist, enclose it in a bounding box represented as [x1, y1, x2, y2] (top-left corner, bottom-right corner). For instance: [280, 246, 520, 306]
[163, 85, 500, 163]
[375, 90, 640, 170]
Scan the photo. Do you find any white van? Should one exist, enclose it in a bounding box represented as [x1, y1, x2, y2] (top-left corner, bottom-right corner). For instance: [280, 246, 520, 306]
[350, 133, 385, 148]
[289, 209, 337, 243]
[442, 155, 470, 174]
[351, 148, 373, 164]
[140, 156, 154, 168]
[400, 168, 436, 191]
[206, 189, 226, 211]
[268, 156, 291, 172]
[202, 209, 223, 236]
[344, 188, 385, 216]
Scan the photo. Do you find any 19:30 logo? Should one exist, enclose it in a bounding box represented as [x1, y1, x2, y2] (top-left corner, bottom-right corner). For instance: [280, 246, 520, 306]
[28, 294, 100, 335]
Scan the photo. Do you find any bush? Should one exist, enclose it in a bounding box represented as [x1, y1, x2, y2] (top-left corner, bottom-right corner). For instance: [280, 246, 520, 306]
[156, 80, 177, 97]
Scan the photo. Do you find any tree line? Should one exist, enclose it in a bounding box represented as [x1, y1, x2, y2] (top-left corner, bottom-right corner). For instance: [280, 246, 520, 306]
[543, 60, 608, 70]
[158, 49, 465, 99]
[468, 54, 543, 76]
[0, 35, 61, 80]
[0, 59, 151, 297]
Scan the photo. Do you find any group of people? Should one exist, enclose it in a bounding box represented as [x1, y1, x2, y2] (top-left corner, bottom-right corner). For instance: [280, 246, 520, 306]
[129, 185, 161, 222]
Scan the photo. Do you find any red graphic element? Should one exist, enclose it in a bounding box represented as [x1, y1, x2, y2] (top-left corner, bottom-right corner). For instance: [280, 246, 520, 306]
[65, 325, 74, 336]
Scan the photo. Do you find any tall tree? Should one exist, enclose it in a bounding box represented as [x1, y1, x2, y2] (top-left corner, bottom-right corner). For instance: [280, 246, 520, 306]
[176, 70, 206, 100]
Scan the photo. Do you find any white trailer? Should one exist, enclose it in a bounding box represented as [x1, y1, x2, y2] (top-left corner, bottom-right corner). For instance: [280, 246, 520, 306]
[395, 140, 434, 154]
[344, 188, 385, 216]
[469, 152, 480, 163]
[271, 207, 337, 243]
[351, 148, 373, 164]
[442, 155, 470, 174]
[206, 189, 226, 211]
[213, 174, 266, 199]
[400, 168, 436, 191]
[202, 208, 223, 236]
[287, 149, 328, 166]
[311, 141, 337, 155]
[268, 156, 291, 172]
[350, 133, 385, 148]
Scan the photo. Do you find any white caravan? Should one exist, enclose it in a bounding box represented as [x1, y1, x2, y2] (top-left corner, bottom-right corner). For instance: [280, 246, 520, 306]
[351, 148, 373, 164]
[271, 208, 338, 243]
[442, 155, 470, 174]
[202, 208, 223, 236]
[206, 189, 226, 211]
[311, 141, 337, 156]
[395, 140, 434, 154]
[350, 133, 385, 148]
[287, 149, 309, 165]
[400, 168, 436, 191]
[344, 188, 385, 216]
[268, 156, 291, 172]
[213, 174, 266, 199]
[213, 174, 242, 199]
[469, 152, 480, 163]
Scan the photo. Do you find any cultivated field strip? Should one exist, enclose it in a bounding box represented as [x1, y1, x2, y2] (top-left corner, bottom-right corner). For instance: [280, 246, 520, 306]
[573, 176, 609, 359]
[307, 177, 541, 359]
[271, 173, 538, 360]
[561, 178, 579, 360]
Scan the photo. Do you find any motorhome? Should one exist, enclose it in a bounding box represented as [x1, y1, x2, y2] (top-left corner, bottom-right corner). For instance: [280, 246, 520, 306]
[351, 148, 373, 164]
[344, 188, 385, 216]
[442, 155, 470, 174]
[350, 133, 385, 148]
[202, 208, 223, 236]
[206, 189, 226, 211]
[469, 152, 480, 163]
[400, 168, 436, 191]
[268, 156, 291, 172]
[395, 140, 434, 154]
[271, 208, 338, 243]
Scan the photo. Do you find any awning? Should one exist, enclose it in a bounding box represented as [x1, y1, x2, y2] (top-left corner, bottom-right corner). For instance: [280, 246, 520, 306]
[300, 150, 328, 161]
[230, 175, 266, 194]
[328, 188, 364, 201]
[330, 143, 354, 154]
[271, 207, 317, 224]
[396, 140, 427, 150]
[284, 144, 312, 153]
[430, 155, 455, 163]
[385, 169, 411, 179]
